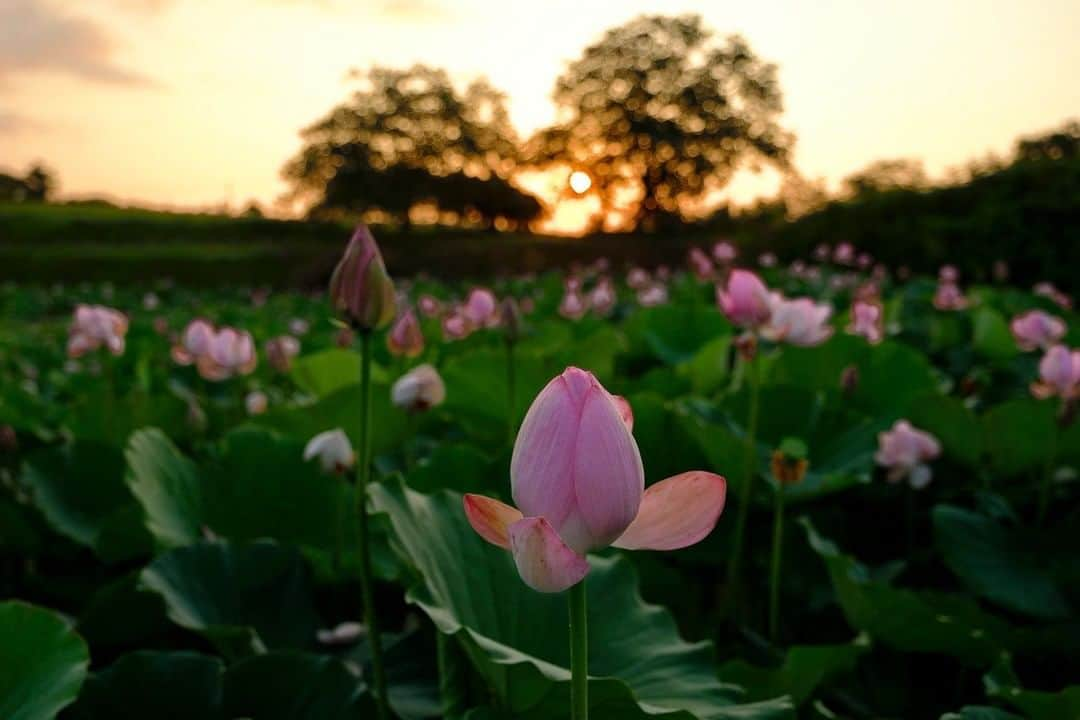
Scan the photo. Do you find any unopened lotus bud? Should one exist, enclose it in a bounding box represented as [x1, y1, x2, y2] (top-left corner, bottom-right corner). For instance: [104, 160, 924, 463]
[500, 297, 522, 344]
[770, 448, 808, 486]
[387, 309, 424, 358]
[328, 225, 397, 331]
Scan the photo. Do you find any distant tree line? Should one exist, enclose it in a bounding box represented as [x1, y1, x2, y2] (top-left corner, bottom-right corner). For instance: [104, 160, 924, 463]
[0, 164, 54, 203]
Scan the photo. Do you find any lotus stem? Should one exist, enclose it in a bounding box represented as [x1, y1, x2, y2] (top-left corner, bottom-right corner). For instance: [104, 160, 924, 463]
[506, 340, 517, 446]
[725, 353, 760, 618]
[768, 483, 784, 642]
[569, 578, 589, 720]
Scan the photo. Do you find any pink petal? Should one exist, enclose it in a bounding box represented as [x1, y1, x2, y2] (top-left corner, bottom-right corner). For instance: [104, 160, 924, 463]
[610, 393, 634, 431]
[508, 517, 590, 593]
[613, 471, 726, 551]
[463, 494, 523, 550]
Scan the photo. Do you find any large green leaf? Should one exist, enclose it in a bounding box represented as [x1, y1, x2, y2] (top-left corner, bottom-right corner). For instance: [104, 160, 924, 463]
[291, 349, 362, 397]
[717, 640, 867, 705]
[370, 479, 794, 719]
[22, 440, 151, 563]
[65, 651, 225, 720]
[630, 304, 730, 365]
[983, 655, 1080, 720]
[801, 520, 1013, 666]
[941, 707, 1023, 720]
[223, 652, 374, 720]
[981, 399, 1057, 476]
[441, 347, 547, 443]
[139, 540, 320, 658]
[853, 341, 938, 415]
[907, 394, 983, 467]
[126, 428, 205, 548]
[933, 505, 1071, 619]
[0, 601, 89, 720]
[972, 307, 1019, 362]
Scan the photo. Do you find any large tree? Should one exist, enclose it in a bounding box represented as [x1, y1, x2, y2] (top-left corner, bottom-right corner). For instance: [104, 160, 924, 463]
[282, 65, 540, 228]
[529, 14, 792, 231]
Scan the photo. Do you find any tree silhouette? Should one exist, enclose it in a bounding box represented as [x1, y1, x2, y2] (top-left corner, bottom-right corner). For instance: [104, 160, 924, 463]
[1015, 119, 1080, 163]
[528, 14, 792, 231]
[842, 158, 928, 198]
[282, 65, 540, 228]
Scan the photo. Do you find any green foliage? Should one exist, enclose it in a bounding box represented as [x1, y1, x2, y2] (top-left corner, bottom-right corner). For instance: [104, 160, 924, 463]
[0, 601, 89, 720]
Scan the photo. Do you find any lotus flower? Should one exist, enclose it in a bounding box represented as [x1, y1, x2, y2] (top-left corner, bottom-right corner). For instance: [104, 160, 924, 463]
[933, 282, 968, 311]
[627, 267, 651, 290]
[758, 252, 778, 268]
[589, 277, 616, 317]
[197, 327, 257, 381]
[1011, 310, 1066, 351]
[245, 391, 268, 416]
[833, 243, 855, 265]
[463, 288, 498, 327]
[856, 253, 873, 270]
[1033, 282, 1073, 311]
[417, 294, 442, 318]
[689, 247, 714, 279]
[387, 309, 424, 358]
[67, 304, 128, 358]
[442, 311, 470, 341]
[1031, 345, 1080, 400]
[304, 429, 355, 474]
[712, 241, 737, 263]
[848, 300, 884, 344]
[391, 364, 446, 412]
[329, 225, 397, 331]
[813, 244, 830, 262]
[463, 367, 726, 593]
[939, 265, 959, 283]
[761, 293, 833, 346]
[637, 283, 668, 307]
[559, 289, 588, 320]
[717, 269, 772, 328]
[875, 420, 941, 489]
[265, 335, 301, 373]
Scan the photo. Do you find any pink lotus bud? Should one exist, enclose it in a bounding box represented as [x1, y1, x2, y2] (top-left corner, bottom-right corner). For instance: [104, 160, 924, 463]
[1031, 345, 1080, 400]
[761, 294, 834, 346]
[245, 391, 268, 416]
[463, 288, 497, 327]
[939, 265, 959, 283]
[172, 319, 215, 365]
[637, 283, 668, 307]
[758, 252, 777, 268]
[417, 294, 442, 318]
[463, 367, 725, 593]
[875, 419, 941, 489]
[391, 364, 446, 412]
[197, 327, 257, 381]
[656, 265, 671, 282]
[712, 241, 737, 263]
[265, 335, 301, 373]
[387, 309, 424, 358]
[589, 277, 616, 317]
[288, 318, 310, 337]
[559, 289, 588, 320]
[688, 247, 714, 280]
[1034, 282, 1073, 311]
[856, 253, 873, 270]
[933, 282, 968, 311]
[627, 268, 651, 290]
[848, 300, 884, 344]
[67, 304, 128, 358]
[304, 428, 355, 474]
[717, 269, 771, 328]
[813, 244, 830, 262]
[442, 311, 470, 341]
[833, 243, 855, 265]
[328, 225, 397, 331]
[1011, 310, 1066, 352]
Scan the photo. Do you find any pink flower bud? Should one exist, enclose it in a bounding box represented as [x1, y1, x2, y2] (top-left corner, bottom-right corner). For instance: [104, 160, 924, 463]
[848, 300, 884, 344]
[391, 364, 446, 412]
[559, 289, 588, 320]
[589, 277, 616, 317]
[833, 243, 855, 265]
[933, 282, 968, 311]
[875, 420, 941, 489]
[939, 265, 959, 283]
[1031, 345, 1080, 400]
[688, 247, 714, 280]
[463, 288, 497, 327]
[304, 429, 355, 474]
[328, 225, 397, 331]
[387, 309, 424, 358]
[417, 294, 442, 318]
[627, 267, 651, 290]
[712, 241, 737, 263]
[196, 327, 257, 381]
[1033, 282, 1073, 311]
[717, 269, 771, 328]
[761, 294, 833, 346]
[758, 252, 777, 268]
[637, 283, 668, 307]
[67, 304, 128, 358]
[245, 391, 268, 416]
[442, 311, 470, 341]
[1011, 310, 1066, 352]
[265, 335, 301, 373]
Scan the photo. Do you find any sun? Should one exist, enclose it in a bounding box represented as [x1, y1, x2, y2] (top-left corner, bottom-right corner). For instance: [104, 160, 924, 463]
[568, 170, 592, 195]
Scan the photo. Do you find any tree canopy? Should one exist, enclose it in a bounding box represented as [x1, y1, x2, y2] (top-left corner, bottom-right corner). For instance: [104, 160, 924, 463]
[282, 65, 541, 228]
[527, 14, 792, 231]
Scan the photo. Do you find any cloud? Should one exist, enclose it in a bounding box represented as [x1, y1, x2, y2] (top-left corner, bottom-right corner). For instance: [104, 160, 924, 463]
[377, 0, 451, 22]
[0, 0, 154, 86]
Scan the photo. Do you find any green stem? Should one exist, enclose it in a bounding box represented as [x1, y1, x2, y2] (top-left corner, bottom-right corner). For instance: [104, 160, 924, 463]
[506, 340, 517, 446]
[356, 331, 390, 720]
[725, 353, 760, 619]
[569, 579, 589, 720]
[768, 484, 784, 642]
[1036, 431, 1057, 527]
[905, 484, 915, 557]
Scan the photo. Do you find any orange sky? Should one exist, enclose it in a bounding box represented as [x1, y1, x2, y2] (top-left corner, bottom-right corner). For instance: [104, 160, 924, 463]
[2, 0, 1078, 234]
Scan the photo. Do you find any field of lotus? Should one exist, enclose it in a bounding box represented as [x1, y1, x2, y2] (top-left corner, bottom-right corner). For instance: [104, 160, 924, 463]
[1, 227, 1078, 720]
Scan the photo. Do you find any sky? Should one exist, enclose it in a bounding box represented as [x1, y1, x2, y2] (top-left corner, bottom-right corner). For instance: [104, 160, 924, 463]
[1, 0, 1078, 232]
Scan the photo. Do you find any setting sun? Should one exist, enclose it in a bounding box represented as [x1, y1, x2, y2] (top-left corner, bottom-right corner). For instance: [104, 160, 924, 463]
[568, 170, 592, 195]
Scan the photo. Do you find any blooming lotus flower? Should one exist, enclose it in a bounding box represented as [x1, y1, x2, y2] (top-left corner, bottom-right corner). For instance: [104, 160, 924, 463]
[463, 288, 498, 327]
[197, 327, 257, 381]
[717, 269, 771, 328]
[637, 283, 668, 307]
[713, 241, 737, 263]
[833, 243, 855, 265]
[442, 311, 470, 341]
[1031, 345, 1080, 400]
[933, 282, 968, 311]
[245, 391, 268, 416]
[391, 364, 446, 412]
[627, 267, 651, 290]
[304, 429, 355, 474]
[689, 247, 714, 279]
[559, 289, 589, 320]
[463, 367, 726, 593]
[417, 294, 442, 318]
[761, 294, 833, 346]
[265, 335, 301, 373]
[848, 300, 884, 344]
[1034, 282, 1073, 311]
[329, 225, 397, 331]
[589, 277, 616, 317]
[67, 304, 128, 358]
[387, 309, 424, 358]
[1011, 310, 1066, 351]
[875, 420, 942, 489]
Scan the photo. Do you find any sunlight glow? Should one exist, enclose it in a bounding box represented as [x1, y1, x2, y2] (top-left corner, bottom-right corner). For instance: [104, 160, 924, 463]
[569, 171, 592, 195]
